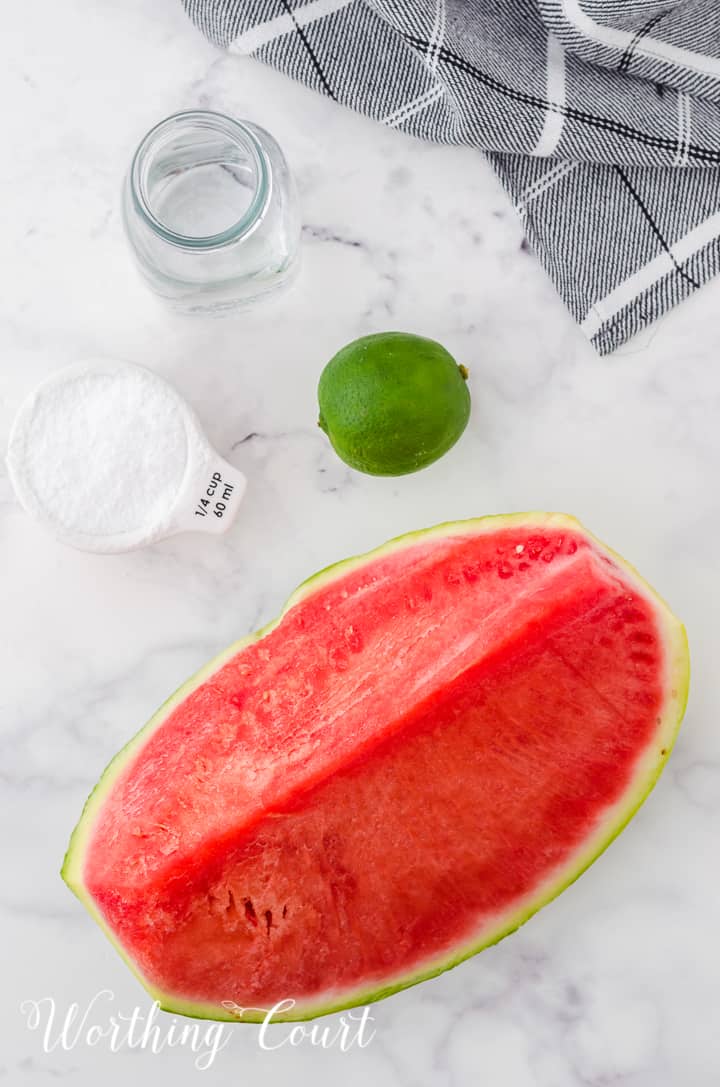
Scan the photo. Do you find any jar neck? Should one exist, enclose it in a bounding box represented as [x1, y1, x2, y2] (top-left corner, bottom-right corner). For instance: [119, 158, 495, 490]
[129, 110, 270, 251]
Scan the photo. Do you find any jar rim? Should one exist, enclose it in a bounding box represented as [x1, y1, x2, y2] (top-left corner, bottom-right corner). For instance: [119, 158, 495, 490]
[128, 110, 270, 250]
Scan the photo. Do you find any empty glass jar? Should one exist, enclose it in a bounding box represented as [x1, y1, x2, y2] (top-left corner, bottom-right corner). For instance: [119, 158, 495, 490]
[122, 110, 301, 313]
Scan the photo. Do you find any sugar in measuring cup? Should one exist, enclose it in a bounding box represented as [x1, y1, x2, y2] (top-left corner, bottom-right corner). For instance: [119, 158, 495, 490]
[6, 359, 246, 553]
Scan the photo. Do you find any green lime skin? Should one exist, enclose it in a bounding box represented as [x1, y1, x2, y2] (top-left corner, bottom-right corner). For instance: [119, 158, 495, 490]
[317, 332, 471, 476]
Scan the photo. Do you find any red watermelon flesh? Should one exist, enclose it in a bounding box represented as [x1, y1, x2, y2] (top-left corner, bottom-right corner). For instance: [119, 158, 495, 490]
[62, 514, 688, 1020]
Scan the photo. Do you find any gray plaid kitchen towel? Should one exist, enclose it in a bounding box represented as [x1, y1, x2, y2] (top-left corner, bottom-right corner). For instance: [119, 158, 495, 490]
[183, 0, 720, 354]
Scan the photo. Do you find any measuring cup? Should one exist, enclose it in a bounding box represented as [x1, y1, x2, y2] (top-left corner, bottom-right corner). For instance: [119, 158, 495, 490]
[6, 359, 247, 554]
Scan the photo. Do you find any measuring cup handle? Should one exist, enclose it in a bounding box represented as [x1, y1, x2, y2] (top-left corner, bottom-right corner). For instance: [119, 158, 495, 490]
[171, 448, 247, 536]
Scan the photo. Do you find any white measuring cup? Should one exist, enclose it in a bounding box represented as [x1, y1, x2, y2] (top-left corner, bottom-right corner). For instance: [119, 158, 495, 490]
[6, 359, 247, 554]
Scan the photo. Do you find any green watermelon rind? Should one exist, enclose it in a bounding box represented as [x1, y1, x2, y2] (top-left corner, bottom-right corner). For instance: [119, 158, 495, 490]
[61, 512, 690, 1023]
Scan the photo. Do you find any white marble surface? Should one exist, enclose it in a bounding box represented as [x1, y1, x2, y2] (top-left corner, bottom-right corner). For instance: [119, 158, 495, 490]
[3, 2, 720, 1084]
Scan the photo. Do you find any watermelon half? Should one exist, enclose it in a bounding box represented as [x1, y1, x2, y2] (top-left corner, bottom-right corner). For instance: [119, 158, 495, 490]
[62, 513, 689, 1022]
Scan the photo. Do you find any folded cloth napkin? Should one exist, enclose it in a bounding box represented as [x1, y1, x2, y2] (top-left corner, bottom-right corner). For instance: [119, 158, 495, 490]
[183, 0, 720, 353]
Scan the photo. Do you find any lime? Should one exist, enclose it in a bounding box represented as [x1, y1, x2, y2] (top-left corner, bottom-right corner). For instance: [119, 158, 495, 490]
[317, 332, 471, 476]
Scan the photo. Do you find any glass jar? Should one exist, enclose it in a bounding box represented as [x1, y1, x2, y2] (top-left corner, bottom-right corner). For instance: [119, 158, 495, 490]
[122, 110, 301, 313]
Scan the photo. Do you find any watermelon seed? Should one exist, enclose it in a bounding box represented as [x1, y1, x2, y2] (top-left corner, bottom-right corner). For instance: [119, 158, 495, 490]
[527, 536, 549, 559]
[329, 647, 350, 671]
[264, 910, 273, 935]
[243, 898, 258, 926]
[661, 748, 667, 755]
[282, 905, 288, 919]
[630, 651, 655, 664]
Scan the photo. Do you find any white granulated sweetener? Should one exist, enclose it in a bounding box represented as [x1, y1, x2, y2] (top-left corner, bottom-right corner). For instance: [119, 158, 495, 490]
[21, 369, 188, 535]
[7, 359, 246, 553]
